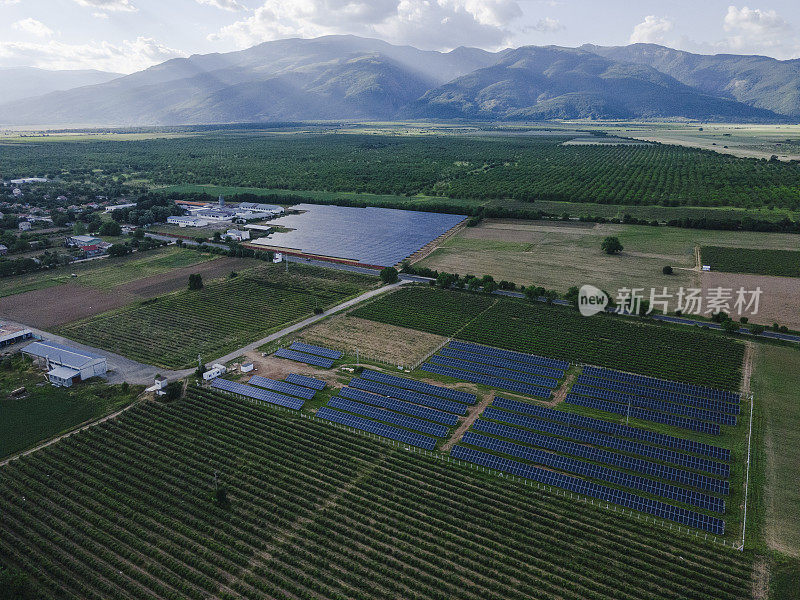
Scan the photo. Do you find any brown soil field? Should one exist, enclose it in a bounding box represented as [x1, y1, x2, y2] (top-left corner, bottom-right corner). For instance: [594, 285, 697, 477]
[116, 257, 259, 297]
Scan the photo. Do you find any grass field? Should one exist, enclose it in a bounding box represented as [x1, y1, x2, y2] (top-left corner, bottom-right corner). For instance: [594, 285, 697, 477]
[0, 385, 754, 599]
[353, 286, 744, 389]
[0, 357, 139, 459]
[702, 246, 800, 278]
[57, 264, 377, 369]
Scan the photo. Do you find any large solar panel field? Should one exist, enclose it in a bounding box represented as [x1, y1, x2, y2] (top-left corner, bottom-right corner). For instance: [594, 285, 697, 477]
[250, 203, 467, 267]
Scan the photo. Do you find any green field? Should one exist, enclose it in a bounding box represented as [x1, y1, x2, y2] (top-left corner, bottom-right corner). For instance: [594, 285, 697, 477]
[0, 357, 139, 459]
[702, 246, 800, 278]
[0, 386, 753, 599]
[57, 264, 377, 368]
[0, 246, 215, 297]
[353, 286, 744, 389]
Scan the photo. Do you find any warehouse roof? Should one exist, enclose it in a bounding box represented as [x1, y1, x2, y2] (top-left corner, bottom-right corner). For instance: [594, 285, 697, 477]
[24, 341, 105, 369]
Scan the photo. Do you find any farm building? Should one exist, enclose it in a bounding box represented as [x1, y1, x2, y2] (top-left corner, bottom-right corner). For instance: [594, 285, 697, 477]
[237, 202, 284, 217]
[104, 202, 137, 213]
[67, 234, 102, 247]
[17, 221, 30, 230]
[223, 229, 250, 241]
[167, 215, 209, 227]
[0, 324, 33, 347]
[23, 341, 108, 387]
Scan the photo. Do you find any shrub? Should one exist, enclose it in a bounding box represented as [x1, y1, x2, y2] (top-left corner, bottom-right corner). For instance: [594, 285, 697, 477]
[601, 236, 623, 254]
[662, 265, 673, 275]
[380, 266, 399, 284]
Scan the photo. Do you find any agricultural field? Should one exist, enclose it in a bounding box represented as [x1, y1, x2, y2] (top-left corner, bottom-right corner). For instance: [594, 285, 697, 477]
[702, 246, 800, 278]
[0, 356, 139, 459]
[57, 264, 377, 369]
[355, 286, 744, 389]
[0, 386, 754, 600]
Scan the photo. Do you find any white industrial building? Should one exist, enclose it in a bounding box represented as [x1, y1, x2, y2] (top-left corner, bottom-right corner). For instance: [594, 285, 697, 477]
[167, 215, 209, 227]
[223, 229, 250, 241]
[67, 234, 102, 247]
[0, 324, 33, 347]
[104, 202, 137, 213]
[23, 341, 108, 387]
[238, 203, 284, 216]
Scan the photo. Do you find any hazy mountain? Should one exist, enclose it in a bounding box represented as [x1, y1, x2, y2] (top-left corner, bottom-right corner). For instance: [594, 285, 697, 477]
[0, 67, 122, 105]
[404, 46, 782, 122]
[0, 36, 791, 126]
[583, 43, 800, 117]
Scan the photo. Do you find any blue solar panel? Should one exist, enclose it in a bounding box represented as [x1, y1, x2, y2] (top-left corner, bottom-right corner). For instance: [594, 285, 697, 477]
[438, 347, 565, 379]
[582, 366, 740, 402]
[339, 387, 458, 426]
[211, 378, 305, 410]
[461, 431, 724, 513]
[450, 445, 725, 535]
[317, 407, 437, 450]
[327, 397, 448, 437]
[349, 378, 468, 415]
[491, 397, 730, 462]
[361, 368, 476, 404]
[420, 363, 552, 398]
[288, 342, 342, 360]
[472, 418, 728, 494]
[448, 341, 570, 370]
[247, 375, 316, 399]
[571, 385, 737, 426]
[577, 375, 740, 415]
[428, 355, 559, 388]
[285, 373, 327, 390]
[565, 394, 721, 435]
[483, 407, 729, 477]
[274, 348, 334, 368]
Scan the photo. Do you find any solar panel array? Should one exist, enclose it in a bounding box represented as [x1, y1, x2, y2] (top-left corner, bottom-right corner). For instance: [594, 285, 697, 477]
[461, 431, 724, 513]
[583, 365, 740, 402]
[211, 378, 305, 410]
[285, 373, 327, 390]
[317, 407, 437, 450]
[361, 368, 476, 404]
[247, 375, 317, 400]
[350, 378, 468, 415]
[483, 407, 729, 477]
[274, 348, 334, 368]
[492, 396, 730, 461]
[448, 341, 570, 370]
[473, 418, 728, 494]
[288, 342, 343, 360]
[439, 347, 565, 379]
[420, 363, 552, 398]
[339, 387, 458, 426]
[577, 375, 740, 415]
[566, 394, 722, 435]
[451, 445, 725, 534]
[571, 384, 738, 426]
[328, 397, 448, 437]
[428, 355, 559, 388]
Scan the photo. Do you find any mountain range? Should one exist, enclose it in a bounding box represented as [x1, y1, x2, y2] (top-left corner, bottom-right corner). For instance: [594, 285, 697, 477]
[1, 36, 798, 126]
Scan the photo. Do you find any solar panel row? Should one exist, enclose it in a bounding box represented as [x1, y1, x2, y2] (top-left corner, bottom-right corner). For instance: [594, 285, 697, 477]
[349, 378, 468, 415]
[472, 418, 729, 494]
[583, 365, 740, 402]
[247, 375, 316, 399]
[449, 340, 570, 370]
[451, 445, 725, 535]
[429, 355, 559, 388]
[211, 378, 305, 410]
[491, 397, 730, 461]
[361, 368, 476, 404]
[572, 385, 738, 426]
[274, 348, 334, 368]
[328, 397, 448, 438]
[420, 363, 552, 398]
[577, 374, 740, 415]
[285, 373, 327, 390]
[339, 387, 458, 426]
[438, 347, 565, 379]
[461, 431, 724, 513]
[565, 394, 722, 435]
[317, 407, 437, 450]
[288, 342, 343, 360]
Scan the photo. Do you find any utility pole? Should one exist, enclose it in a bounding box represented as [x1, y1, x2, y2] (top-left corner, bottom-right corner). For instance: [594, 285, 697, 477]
[285, 253, 289, 273]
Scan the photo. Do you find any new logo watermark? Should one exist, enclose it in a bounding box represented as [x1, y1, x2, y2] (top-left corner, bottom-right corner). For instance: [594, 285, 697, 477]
[578, 285, 609, 317]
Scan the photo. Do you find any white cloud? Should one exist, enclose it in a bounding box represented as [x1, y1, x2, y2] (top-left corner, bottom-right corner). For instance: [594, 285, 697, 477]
[526, 17, 564, 33]
[0, 36, 185, 73]
[73, 0, 137, 13]
[723, 5, 790, 35]
[12, 18, 54, 38]
[211, 0, 523, 51]
[196, 0, 247, 11]
[629, 15, 673, 44]
[712, 5, 798, 58]
[0, 0, 21, 4]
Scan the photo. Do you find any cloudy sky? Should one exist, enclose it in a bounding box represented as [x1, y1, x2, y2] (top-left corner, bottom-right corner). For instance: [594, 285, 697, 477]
[2, 0, 799, 73]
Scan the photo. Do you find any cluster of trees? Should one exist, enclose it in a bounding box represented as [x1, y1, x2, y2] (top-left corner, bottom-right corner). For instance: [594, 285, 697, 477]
[108, 193, 183, 226]
[0, 251, 70, 277]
